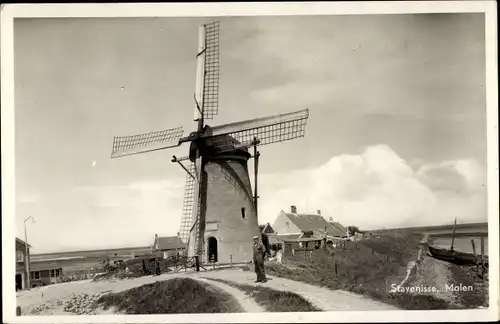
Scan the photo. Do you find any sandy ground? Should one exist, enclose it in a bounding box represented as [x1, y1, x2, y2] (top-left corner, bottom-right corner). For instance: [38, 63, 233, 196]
[412, 254, 459, 306]
[17, 267, 396, 315]
[197, 270, 397, 311]
[194, 277, 265, 312]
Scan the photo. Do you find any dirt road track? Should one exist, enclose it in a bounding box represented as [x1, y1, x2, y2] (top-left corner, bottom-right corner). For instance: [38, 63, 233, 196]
[16, 268, 397, 314]
[195, 270, 398, 311]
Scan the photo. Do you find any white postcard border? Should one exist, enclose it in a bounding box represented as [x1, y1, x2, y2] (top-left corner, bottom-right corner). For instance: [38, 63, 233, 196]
[1, 1, 498, 323]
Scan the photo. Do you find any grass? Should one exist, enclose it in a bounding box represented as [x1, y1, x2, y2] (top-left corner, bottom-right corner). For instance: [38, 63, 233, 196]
[447, 264, 489, 308]
[96, 277, 244, 314]
[206, 278, 321, 312]
[244, 234, 455, 310]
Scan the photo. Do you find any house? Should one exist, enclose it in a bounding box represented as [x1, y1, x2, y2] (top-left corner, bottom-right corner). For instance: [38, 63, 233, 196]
[15, 238, 64, 289]
[259, 223, 282, 256]
[27, 245, 152, 287]
[15, 238, 31, 291]
[273, 206, 346, 238]
[29, 263, 64, 288]
[327, 218, 347, 238]
[259, 223, 275, 234]
[152, 234, 186, 259]
[271, 206, 346, 252]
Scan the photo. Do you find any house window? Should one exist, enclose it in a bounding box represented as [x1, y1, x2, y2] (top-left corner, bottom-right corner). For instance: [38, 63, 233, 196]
[241, 207, 246, 219]
[285, 221, 290, 227]
[32, 271, 40, 280]
[50, 269, 61, 277]
[16, 251, 23, 262]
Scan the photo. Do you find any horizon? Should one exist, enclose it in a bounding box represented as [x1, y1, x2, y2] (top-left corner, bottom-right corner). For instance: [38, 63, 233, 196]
[20, 219, 489, 255]
[14, 14, 488, 254]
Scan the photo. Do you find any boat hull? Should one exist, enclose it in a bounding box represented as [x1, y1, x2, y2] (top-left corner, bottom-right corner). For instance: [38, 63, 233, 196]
[428, 245, 488, 266]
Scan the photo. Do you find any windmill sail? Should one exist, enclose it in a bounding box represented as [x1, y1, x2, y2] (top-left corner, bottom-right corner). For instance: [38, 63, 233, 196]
[194, 21, 220, 121]
[111, 126, 184, 158]
[178, 163, 196, 244]
[209, 109, 309, 152]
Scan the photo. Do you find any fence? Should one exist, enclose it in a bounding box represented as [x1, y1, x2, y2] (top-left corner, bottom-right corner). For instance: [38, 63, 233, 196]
[280, 239, 360, 261]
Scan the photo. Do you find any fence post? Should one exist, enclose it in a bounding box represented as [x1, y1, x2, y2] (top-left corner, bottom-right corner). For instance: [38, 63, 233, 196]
[480, 236, 485, 267]
[230, 255, 232, 268]
[335, 262, 338, 276]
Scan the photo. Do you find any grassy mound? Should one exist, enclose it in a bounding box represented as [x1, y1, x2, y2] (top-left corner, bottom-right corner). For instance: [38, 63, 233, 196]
[246, 234, 454, 309]
[207, 278, 320, 312]
[448, 264, 489, 308]
[96, 277, 243, 314]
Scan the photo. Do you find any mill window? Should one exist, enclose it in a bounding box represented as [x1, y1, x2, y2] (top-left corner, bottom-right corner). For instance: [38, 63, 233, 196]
[241, 207, 246, 219]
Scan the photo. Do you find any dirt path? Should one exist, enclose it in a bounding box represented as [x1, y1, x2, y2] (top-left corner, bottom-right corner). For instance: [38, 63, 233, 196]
[194, 278, 264, 313]
[17, 268, 396, 314]
[193, 269, 397, 311]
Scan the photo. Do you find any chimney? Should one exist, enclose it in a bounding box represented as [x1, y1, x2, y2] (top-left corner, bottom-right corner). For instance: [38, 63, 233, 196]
[317, 209, 321, 216]
[328, 217, 333, 222]
[290, 205, 297, 214]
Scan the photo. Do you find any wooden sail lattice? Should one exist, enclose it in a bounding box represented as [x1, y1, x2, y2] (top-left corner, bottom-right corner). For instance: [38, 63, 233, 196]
[202, 21, 220, 120]
[212, 117, 308, 153]
[111, 126, 184, 158]
[179, 163, 196, 244]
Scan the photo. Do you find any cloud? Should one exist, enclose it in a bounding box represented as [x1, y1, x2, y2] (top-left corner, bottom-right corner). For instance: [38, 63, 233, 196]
[19, 145, 486, 252]
[19, 179, 186, 252]
[227, 15, 485, 122]
[257, 145, 487, 229]
[416, 159, 486, 193]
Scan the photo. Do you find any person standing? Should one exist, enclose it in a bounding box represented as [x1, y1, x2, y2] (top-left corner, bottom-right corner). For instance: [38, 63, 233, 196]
[253, 236, 267, 283]
[155, 258, 161, 276]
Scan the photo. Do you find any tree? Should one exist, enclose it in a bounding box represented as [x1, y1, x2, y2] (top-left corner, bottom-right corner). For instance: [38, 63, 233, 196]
[347, 226, 360, 236]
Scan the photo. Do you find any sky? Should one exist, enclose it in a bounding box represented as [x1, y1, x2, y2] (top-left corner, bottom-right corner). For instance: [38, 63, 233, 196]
[14, 14, 488, 253]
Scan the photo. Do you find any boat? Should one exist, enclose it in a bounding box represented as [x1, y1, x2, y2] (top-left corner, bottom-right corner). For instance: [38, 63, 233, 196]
[428, 245, 488, 266]
[427, 216, 488, 266]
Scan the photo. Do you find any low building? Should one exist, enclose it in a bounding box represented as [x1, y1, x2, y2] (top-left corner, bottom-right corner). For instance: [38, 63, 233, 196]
[152, 234, 186, 259]
[272, 206, 346, 253]
[16, 238, 65, 289]
[15, 238, 31, 291]
[273, 206, 345, 238]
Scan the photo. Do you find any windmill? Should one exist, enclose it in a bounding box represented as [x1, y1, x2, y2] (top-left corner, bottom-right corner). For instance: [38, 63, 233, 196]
[110, 21, 309, 269]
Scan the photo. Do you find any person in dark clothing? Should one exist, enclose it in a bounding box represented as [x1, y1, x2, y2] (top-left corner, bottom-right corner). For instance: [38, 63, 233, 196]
[253, 236, 267, 283]
[155, 259, 161, 276]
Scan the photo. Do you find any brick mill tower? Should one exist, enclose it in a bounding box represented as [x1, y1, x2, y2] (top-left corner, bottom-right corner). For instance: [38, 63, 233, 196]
[110, 21, 310, 269]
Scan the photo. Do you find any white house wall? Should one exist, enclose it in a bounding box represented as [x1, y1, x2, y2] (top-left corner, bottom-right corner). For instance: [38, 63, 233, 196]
[272, 211, 301, 235]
